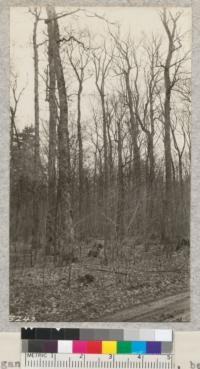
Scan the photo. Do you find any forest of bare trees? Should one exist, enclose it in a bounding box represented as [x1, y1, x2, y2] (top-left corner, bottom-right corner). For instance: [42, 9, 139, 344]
[10, 6, 191, 321]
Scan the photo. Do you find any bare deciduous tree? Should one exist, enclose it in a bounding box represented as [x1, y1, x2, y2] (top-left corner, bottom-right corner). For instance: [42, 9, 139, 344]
[111, 32, 141, 195]
[32, 8, 41, 252]
[46, 11, 57, 254]
[46, 6, 75, 257]
[66, 34, 90, 221]
[93, 44, 113, 253]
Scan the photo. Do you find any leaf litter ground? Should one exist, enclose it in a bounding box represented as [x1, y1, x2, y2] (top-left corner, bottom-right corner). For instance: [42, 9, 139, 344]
[10, 240, 189, 321]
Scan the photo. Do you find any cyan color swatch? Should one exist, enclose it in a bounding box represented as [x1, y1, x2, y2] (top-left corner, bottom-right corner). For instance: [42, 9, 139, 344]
[131, 341, 146, 354]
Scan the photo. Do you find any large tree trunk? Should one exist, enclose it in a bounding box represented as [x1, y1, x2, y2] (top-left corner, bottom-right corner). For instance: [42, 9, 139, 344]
[162, 10, 174, 241]
[46, 13, 57, 254]
[32, 11, 41, 252]
[46, 7, 74, 257]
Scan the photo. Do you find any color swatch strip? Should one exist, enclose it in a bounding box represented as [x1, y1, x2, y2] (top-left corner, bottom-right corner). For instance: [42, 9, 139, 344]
[21, 328, 172, 342]
[22, 339, 173, 354]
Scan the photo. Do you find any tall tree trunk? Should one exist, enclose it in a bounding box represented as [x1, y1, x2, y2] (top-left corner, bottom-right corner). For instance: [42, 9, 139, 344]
[77, 82, 84, 219]
[116, 119, 125, 240]
[162, 10, 174, 241]
[46, 7, 74, 257]
[125, 70, 141, 194]
[46, 13, 57, 254]
[66, 44, 88, 232]
[163, 63, 173, 239]
[101, 93, 109, 249]
[147, 95, 155, 226]
[149, 94, 155, 191]
[32, 11, 41, 252]
[93, 50, 111, 250]
[137, 117, 155, 245]
[101, 94, 108, 192]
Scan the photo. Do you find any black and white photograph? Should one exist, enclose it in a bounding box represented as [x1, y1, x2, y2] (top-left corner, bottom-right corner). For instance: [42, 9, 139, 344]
[10, 6, 191, 322]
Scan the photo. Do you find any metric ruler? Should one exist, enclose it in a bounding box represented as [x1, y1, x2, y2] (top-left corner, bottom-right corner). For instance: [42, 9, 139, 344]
[21, 353, 174, 369]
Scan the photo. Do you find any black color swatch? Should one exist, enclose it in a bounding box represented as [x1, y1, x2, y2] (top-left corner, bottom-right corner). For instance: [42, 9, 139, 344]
[21, 328, 36, 339]
[22, 328, 80, 340]
[64, 328, 80, 340]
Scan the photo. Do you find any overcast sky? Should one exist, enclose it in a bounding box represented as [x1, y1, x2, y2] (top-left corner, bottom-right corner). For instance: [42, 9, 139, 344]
[10, 6, 191, 134]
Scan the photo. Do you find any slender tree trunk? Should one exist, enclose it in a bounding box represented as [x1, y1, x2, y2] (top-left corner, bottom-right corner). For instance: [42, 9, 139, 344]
[93, 51, 111, 248]
[171, 128, 184, 201]
[95, 86, 109, 251]
[101, 93, 109, 251]
[10, 109, 15, 156]
[163, 64, 173, 239]
[77, 83, 84, 219]
[178, 156, 183, 200]
[106, 112, 113, 185]
[149, 94, 155, 191]
[116, 119, 125, 240]
[101, 94, 109, 197]
[97, 149, 103, 203]
[67, 46, 88, 233]
[147, 133, 155, 220]
[46, 13, 57, 254]
[46, 7, 74, 257]
[32, 12, 41, 252]
[125, 71, 141, 194]
[147, 96, 155, 226]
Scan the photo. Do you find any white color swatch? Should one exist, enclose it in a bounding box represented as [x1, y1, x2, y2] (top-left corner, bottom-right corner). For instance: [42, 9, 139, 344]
[155, 329, 172, 342]
[58, 340, 73, 353]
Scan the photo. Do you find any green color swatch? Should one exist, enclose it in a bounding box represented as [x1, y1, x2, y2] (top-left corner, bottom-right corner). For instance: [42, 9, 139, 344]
[117, 341, 132, 354]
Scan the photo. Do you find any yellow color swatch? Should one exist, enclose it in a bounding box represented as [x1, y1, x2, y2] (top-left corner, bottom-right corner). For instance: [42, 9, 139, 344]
[102, 341, 117, 354]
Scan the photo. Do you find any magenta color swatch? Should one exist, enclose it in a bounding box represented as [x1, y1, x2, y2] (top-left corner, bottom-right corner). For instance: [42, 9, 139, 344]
[73, 340, 88, 353]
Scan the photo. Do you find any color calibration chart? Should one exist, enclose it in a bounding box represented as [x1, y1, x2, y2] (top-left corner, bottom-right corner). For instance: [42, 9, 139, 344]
[21, 328, 173, 369]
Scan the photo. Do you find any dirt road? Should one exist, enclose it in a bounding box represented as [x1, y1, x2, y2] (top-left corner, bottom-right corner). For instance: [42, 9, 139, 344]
[100, 292, 190, 322]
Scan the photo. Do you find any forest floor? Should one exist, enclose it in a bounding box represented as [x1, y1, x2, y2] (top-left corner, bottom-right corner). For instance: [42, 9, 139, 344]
[10, 238, 190, 322]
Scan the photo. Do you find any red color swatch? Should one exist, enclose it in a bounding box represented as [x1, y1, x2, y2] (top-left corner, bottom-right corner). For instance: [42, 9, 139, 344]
[87, 341, 102, 354]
